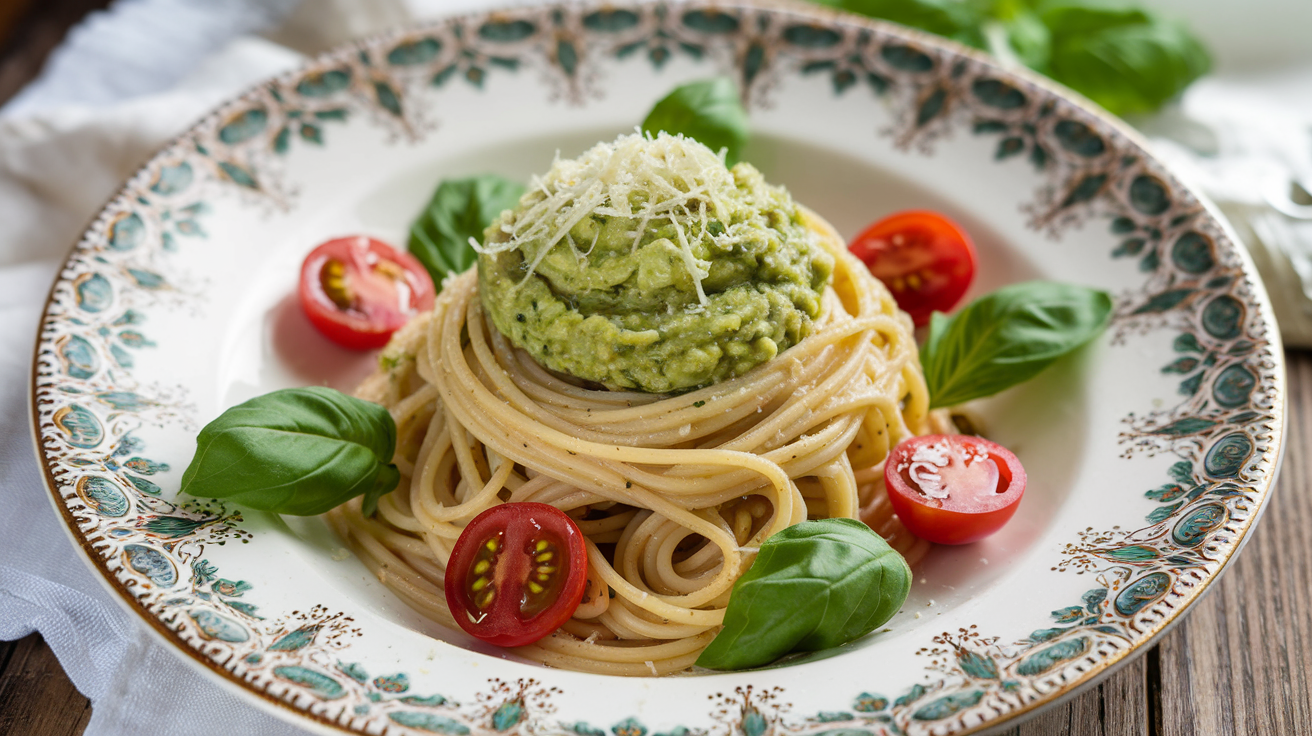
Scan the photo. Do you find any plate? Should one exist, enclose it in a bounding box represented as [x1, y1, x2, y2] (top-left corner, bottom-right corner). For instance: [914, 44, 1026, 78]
[30, 1, 1285, 734]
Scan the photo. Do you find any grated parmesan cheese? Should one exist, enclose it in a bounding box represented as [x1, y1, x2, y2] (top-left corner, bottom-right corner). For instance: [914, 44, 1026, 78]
[474, 131, 834, 393]
[474, 131, 739, 305]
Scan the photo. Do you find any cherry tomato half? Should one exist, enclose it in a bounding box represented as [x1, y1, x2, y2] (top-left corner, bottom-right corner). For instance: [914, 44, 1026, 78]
[884, 435, 1026, 545]
[299, 236, 435, 350]
[444, 502, 588, 647]
[849, 210, 977, 326]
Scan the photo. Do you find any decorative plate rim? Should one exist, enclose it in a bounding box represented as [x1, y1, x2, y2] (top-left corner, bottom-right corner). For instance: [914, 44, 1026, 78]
[28, 1, 1287, 734]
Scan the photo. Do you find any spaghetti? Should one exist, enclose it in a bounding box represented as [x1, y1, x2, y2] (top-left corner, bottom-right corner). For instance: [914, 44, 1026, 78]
[326, 210, 937, 676]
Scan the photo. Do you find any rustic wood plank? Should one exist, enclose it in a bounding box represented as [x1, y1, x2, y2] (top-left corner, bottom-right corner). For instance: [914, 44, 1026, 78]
[0, 634, 92, 736]
[1007, 654, 1148, 736]
[0, 0, 38, 49]
[0, 3, 111, 736]
[0, 638, 15, 682]
[1153, 350, 1312, 736]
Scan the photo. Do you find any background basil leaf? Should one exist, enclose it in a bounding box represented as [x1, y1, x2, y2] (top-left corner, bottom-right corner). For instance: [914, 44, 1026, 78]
[641, 77, 750, 166]
[920, 280, 1112, 409]
[810, 0, 1208, 116]
[1000, 9, 1052, 71]
[408, 175, 525, 286]
[813, 0, 989, 49]
[922, 309, 951, 366]
[180, 387, 399, 516]
[696, 518, 911, 671]
[1039, 1, 1210, 116]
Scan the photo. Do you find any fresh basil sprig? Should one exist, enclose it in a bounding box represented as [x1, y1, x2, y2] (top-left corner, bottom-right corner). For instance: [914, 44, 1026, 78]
[696, 518, 911, 671]
[407, 81, 750, 286]
[811, 0, 1209, 116]
[641, 77, 750, 166]
[812, 0, 987, 48]
[920, 280, 1112, 409]
[1037, 1, 1210, 116]
[180, 387, 400, 516]
[408, 175, 525, 287]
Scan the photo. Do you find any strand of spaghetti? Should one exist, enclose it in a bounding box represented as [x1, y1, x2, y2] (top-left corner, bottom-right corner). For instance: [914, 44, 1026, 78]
[814, 454, 859, 520]
[432, 282, 796, 505]
[585, 540, 726, 626]
[326, 506, 457, 628]
[450, 459, 512, 521]
[647, 416, 859, 499]
[619, 510, 691, 595]
[652, 518, 724, 595]
[523, 640, 709, 676]
[606, 504, 745, 609]
[690, 348, 870, 455]
[419, 527, 455, 568]
[600, 598, 715, 639]
[440, 388, 799, 527]
[375, 487, 424, 534]
[487, 312, 887, 433]
[523, 629, 717, 664]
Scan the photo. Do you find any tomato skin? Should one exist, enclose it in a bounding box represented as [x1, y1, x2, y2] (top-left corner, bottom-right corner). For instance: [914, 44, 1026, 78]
[444, 502, 588, 648]
[848, 210, 977, 326]
[299, 236, 435, 350]
[883, 435, 1025, 545]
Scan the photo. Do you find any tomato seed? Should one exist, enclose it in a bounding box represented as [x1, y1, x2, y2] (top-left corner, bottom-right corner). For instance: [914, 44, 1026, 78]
[319, 259, 354, 309]
[373, 259, 405, 280]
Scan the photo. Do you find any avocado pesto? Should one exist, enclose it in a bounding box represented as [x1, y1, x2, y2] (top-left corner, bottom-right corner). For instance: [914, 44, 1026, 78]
[477, 132, 833, 393]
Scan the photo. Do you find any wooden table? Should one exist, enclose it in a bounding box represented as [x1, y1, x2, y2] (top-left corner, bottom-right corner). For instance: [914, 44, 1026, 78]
[2, 3, 1310, 735]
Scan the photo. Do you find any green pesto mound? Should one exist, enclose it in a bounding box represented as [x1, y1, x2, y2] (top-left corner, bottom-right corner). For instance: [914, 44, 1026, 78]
[477, 133, 833, 393]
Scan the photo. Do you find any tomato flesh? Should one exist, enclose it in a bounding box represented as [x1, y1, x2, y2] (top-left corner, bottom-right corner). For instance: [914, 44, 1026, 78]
[884, 435, 1025, 545]
[299, 236, 435, 350]
[444, 503, 588, 647]
[848, 210, 977, 326]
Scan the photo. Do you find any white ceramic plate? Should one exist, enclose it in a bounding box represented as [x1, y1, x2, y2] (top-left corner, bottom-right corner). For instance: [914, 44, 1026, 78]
[31, 2, 1286, 734]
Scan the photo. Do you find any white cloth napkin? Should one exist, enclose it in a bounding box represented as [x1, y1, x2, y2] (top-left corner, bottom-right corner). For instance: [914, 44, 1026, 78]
[0, 12, 315, 736]
[2, 1, 1311, 734]
[1143, 66, 1312, 346]
[0, 2, 416, 734]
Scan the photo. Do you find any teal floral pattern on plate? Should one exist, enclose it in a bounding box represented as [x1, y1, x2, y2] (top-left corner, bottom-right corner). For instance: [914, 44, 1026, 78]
[31, 2, 1283, 735]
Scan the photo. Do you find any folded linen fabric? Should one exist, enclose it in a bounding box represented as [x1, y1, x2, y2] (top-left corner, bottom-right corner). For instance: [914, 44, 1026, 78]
[0, 1, 409, 733]
[1144, 65, 1312, 346]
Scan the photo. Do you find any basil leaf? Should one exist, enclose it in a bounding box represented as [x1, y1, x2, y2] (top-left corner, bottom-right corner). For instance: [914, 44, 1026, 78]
[641, 77, 750, 166]
[696, 518, 911, 671]
[807, 0, 1209, 116]
[1039, 1, 1210, 116]
[408, 175, 525, 286]
[180, 387, 399, 516]
[920, 281, 1112, 409]
[813, 0, 989, 49]
[1001, 9, 1052, 72]
[1039, 0, 1151, 34]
